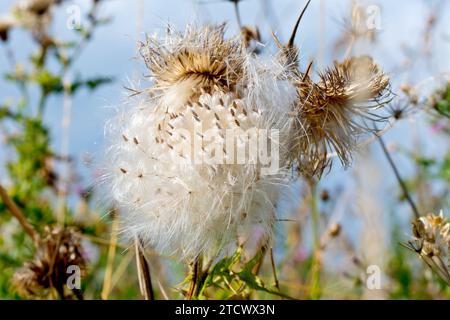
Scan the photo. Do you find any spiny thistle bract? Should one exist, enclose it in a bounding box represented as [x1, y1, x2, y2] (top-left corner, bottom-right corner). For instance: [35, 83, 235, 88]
[102, 25, 297, 260]
[289, 56, 391, 177]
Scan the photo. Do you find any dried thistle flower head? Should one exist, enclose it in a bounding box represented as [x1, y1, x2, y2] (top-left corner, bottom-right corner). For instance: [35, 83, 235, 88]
[0, 15, 16, 41]
[11, 0, 56, 33]
[333, 0, 377, 53]
[406, 211, 450, 284]
[140, 24, 245, 104]
[102, 24, 297, 260]
[16, 0, 56, 15]
[290, 56, 391, 177]
[13, 225, 86, 299]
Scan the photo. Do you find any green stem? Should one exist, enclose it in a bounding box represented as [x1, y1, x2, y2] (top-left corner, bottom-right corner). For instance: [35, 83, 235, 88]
[37, 90, 48, 119]
[308, 179, 321, 300]
[186, 255, 202, 300]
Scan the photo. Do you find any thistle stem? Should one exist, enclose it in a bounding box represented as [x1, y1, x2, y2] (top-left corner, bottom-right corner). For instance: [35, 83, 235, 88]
[308, 178, 321, 300]
[232, 1, 242, 28]
[195, 258, 212, 298]
[269, 248, 280, 291]
[186, 256, 202, 300]
[0, 184, 40, 243]
[376, 135, 420, 219]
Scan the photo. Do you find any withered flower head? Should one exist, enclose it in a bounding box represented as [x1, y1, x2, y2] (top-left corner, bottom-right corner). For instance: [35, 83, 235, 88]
[17, 0, 55, 16]
[140, 24, 245, 100]
[290, 55, 391, 177]
[0, 15, 16, 42]
[333, 1, 378, 54]
[11, 0, 57, 33]
[405, 211, 450, 284]
[13, 225, 86, 299]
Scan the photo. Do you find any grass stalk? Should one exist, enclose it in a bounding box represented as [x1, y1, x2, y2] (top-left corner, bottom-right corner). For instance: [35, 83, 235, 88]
[135, 236, 155, 300]
[308, 178, 321, 300]
[101, 212, 119, 300]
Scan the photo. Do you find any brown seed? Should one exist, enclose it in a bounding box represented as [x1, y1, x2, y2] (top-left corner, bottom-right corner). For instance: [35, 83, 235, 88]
[328, 223, 341, 237]
[320, 190, 330, 202]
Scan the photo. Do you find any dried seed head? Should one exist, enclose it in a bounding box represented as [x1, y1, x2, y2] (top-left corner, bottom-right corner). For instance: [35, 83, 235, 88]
[102, 24, 297, 260]
[0, 15, 16, 42]
[11, 0, 58, 34]
[333, 2, 377, 54]
[413, 211, 449, 258]
[386, 100, 416, 121]
[407, 211, 450, 283]
[140, 24, 245, 101]
[290, 56, 391, 177]
[12, 225, 86, 299]
[17, 0, 55, 15]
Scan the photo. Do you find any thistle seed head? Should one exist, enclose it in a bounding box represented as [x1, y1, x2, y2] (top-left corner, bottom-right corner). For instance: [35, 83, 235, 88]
[12, 225, 86, 299]
[0, 15, 16, 41]
[413, 211, 449, 259]
[140, 24, 246, 102]
[102, 25, 297, 260]
[289, 56, 391, 177]
[408, 211, 450, 284]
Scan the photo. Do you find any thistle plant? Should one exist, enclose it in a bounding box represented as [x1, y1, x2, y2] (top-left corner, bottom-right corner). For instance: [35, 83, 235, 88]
[0, 0, 111, 299]
[290, 55, 391, 177]
[102, 24, 297, 261]
[100, 0, 400, 299]
[403, 211, 450, 284]
[0, 0, 449, 301]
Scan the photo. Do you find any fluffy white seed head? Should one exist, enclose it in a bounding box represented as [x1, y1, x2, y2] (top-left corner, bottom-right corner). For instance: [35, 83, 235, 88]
[101, 25, 297, 260]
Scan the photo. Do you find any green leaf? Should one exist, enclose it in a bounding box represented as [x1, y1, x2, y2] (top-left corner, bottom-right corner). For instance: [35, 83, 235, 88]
[436, 100, 450, 117]
[34, 69, 63, 94]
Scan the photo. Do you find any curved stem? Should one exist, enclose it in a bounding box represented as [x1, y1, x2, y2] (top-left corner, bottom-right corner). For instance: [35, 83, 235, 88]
[0, 184, 40, 244]
[376, 135, 420, 219]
